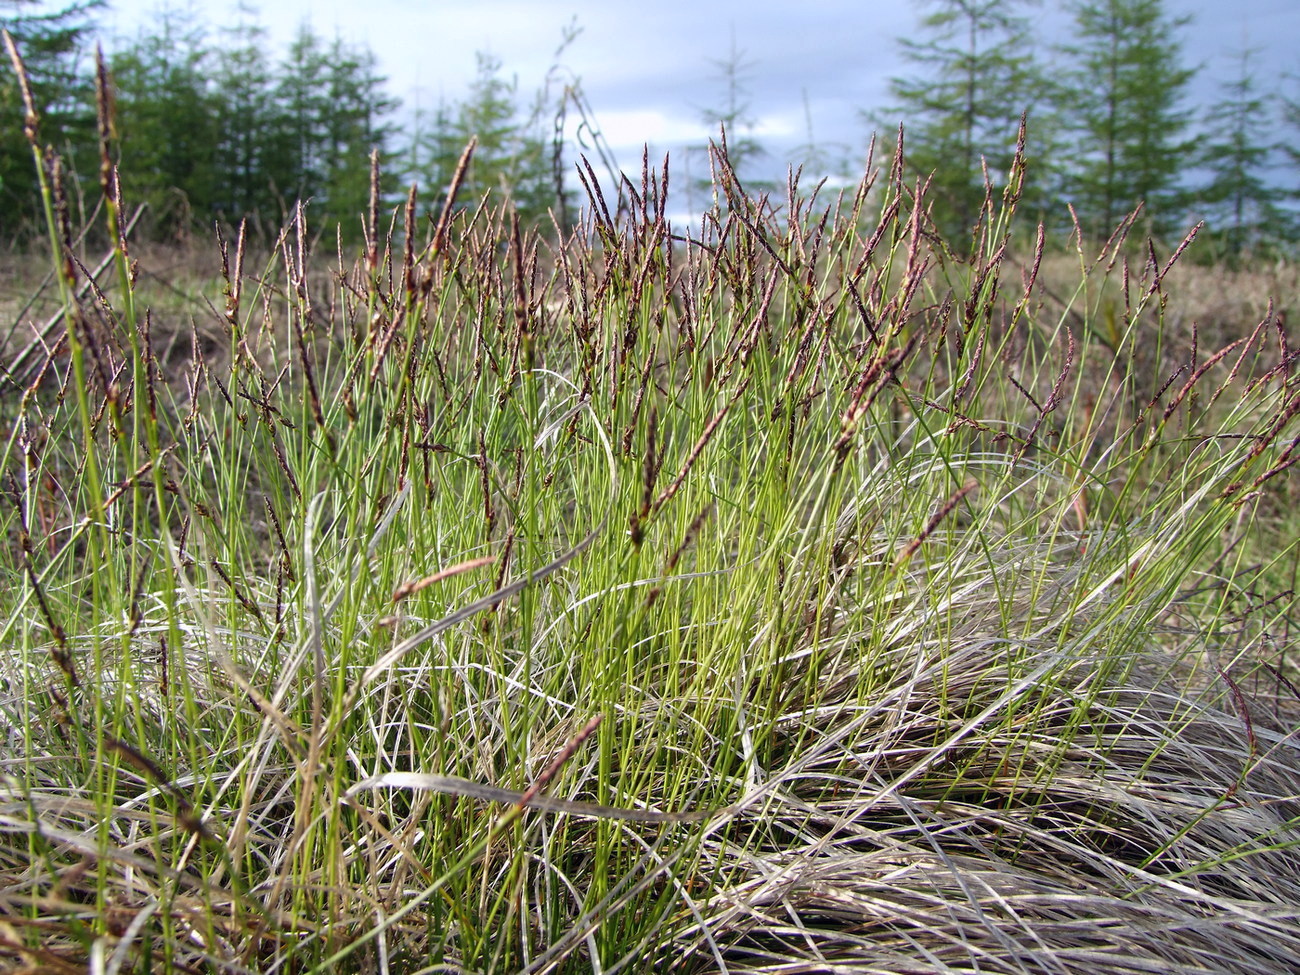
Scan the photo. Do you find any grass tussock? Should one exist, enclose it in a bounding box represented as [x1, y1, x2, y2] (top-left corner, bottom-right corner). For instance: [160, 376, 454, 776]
[1, 49, 1299, 975]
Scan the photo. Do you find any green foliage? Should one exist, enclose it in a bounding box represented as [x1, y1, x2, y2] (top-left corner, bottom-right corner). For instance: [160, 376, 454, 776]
[109, 9, 219, 241]
[107, 6, 397, 241]
[3, 5, 578, 246]
[406, 93, 461, 205]
[315, 37, 399, 225]
[268, 25, 332, 208]
[1195, 47, 1292, 260]
[871, 0, 1041, 242]
[1054, 0, 1196, 240]
[691, 32, 773, 205]
[0, 0, 101, 236]
[7, 3, 1300, 257]
[209, 10, 277, 228]
[408, 52, 561, 226]
[267, 28, 398, 230]
[1278, 76, 1300, 231]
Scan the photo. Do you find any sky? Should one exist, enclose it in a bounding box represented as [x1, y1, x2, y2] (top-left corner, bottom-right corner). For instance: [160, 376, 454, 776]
[29, 0, 1300, 186]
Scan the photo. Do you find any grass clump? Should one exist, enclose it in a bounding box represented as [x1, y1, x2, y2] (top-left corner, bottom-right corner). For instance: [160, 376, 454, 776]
[2, 48, 1300, 974]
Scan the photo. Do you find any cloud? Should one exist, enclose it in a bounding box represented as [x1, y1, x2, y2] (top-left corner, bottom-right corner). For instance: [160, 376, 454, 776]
[591, 109, 712, 153]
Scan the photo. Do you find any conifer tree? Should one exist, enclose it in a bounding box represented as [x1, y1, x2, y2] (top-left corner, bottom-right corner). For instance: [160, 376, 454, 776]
[110, 7, 219, 241]
[316, 36, 397, 228]
[1277, 78, 1300, 243]
[1195, 47, 1291, 259]
[870, 0, 1040, 241]
[693, 33, 771, 203]
[263, 26, 396, 233]
[413, 53, 554, 225]
[0, 0, 101, 234]
[269, 25, 331, 211]
[407, 94, 463, 212]
[1054, 0, 1196, 241]
[211, 8, 276, 228]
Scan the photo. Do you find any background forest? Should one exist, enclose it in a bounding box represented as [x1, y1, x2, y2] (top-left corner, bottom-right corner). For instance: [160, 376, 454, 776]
[2, 0, 1300, 257]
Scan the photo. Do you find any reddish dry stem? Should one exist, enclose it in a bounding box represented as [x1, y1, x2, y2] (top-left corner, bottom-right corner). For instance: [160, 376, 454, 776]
[392, 556, 497, 603]
[517, 714, 604, 809]
[894, 479, 980, 571]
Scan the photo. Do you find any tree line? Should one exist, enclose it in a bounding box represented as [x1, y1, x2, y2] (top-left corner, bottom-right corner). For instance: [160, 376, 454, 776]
[1, 0, 568, 244]
[2, 0, 1299, 258]
[871, 0, 1298, 259]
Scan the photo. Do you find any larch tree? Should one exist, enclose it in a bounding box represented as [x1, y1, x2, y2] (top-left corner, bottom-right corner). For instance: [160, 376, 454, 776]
[266, 26, 397, 234]
[692, 32, 771, 206]
[269, 24, 332, 213]
[1054, 0, 1196, 241]
[0, 0, 101, 235]
[316, 36, 397, 230]
[109, 6, 219, 242]
[1195, 47, 1291, 259]
[407, 93, 464, 215]
[869, 0, 1041, 243]
[211, 7, 277, 230]
[1277, 74, 1300, 243]
[420, 53, 556, 225]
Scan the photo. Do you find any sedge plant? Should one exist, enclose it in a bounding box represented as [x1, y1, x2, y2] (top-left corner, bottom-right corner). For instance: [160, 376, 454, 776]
[1, 39, 1299, 974]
